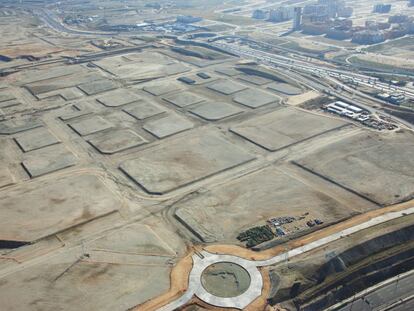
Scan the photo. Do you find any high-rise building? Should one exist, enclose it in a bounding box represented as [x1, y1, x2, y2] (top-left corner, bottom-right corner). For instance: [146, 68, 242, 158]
[269, 7, 294, 22]
[293, 7, 302, 30]
[318, 0, 346, 18]
[252, 9, 268, 19]
[373, 4, 392, 13]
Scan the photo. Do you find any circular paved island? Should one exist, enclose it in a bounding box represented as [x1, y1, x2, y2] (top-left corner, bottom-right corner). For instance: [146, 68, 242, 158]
[201, 262, 251, 298]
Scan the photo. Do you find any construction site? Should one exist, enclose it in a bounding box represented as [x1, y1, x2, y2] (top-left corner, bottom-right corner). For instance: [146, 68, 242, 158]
[0, 1, 413, 311]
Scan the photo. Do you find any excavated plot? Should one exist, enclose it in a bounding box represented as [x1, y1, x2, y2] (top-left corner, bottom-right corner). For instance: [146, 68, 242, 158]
[143, 83, 181, 96]
[0, 99, 21, 109]
[0, 118, 42, 135]
[93, 52, 189, 80]
[59, 102, 92, 121]
[231, 107, 348, 151]
[25, 73, 103, 96]
[189, 102, 244, 121]
[295, 130, 414, 206]
[215, 68, 240, 77]
[175, 166, 350, 243]
[233, 88, 281, 108]
[163, 92, 205, 107]
[0, 174, 119, 241]
[59, 109, 92, 121]
[123, 101, 166, 120]
[0, 91, 15, 102]
[238, 74, 272, 86]
[78, 79, 118, 96]
[22, 144, 77, 178]
[36, 87, 84, 101]
[207, 79, 247, 95]
[14, 127, 60, 152]
[0, 247, 172, 311]
[88, 129, 147, 154]
[267, 82, 302, 95]
[0, 167, 14, 188]
[96, 89, 142, 107]
[89, 223, 177, 256]
[143, 114, 194, 138]
[119, 132, 255, 194]
[68, 115, 113, 136]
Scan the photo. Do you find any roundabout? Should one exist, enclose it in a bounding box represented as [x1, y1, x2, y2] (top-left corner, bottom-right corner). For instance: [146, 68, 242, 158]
[158, 251, 263, 310]
[191, 252, 263, 309]
[201, 262, 251, 298]
[154, 206, 414, 311]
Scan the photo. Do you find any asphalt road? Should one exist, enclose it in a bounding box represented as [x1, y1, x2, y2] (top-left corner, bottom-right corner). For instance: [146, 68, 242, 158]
[33, 9, 115, 36]
[337, 272, 414, 311]
[158, 207, 414, 310]
[210, 41, 414, 129]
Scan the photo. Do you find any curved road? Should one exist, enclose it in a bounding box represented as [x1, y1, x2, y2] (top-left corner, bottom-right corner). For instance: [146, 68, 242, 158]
[158, 206, 414, 311]
[33, 9, 116, 37]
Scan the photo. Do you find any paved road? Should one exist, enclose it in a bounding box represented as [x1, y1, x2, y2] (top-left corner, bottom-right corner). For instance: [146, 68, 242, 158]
[158, 207, 414, 310]
[211, 42, 414, 100]
[33, 9, 115, 36]
[209, 41, 414, 129]
[333, 271, 414, 311]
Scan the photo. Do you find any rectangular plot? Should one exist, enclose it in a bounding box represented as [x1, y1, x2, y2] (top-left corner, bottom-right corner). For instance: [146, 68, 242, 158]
[233, 88, 280, 108]
[295, 131, 414, 206]
[267, 82, 302, 95]
[143, 114, 193, 138]
[78, 79, 118, 95]
[0, 91, 15, 102]
[36, 87, 84, 101]
[14, 127, 60, 152]
[143, 83, 181, 96]
[189, 102, 243, 121]
[120, 132, 255, 194]
[215, 68, 240, 77]
[68, 115, 113, 136]
[238, 74, 272, 85]
[123, 101, 166, 120]
[163, 92, 205, 108]
[0, 174, 119, 241]
[175, 167, 349, 243]
[0, 118, 42, 135]
[207, 79, 247, 95]
[231, 107, 348, 151]
[0, 99, 21, 109]
[25, 73, 103, 95]
[88, 129, 147, 154]
[0, 167, 14, 188]
[96, 89, 142, 107]
[22, 144, 77, 178]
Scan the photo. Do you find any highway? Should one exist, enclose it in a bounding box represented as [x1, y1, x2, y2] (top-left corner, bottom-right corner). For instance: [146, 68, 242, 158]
[211, 42, 414, 100]
[32, 9, 115, 37]
[328, 270, 414, 311]
[158, 206, 414, 311]
[209, 41, 414, 129]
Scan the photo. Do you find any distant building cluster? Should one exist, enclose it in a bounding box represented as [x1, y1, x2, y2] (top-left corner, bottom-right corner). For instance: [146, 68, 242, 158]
[373, 4, 392, 14]
[176, 15, 202, 24]
[352, 15, 414, 44]
[252, 7, 294, 22]
[287, 0, 414, 44]
[252, 0, 352, 23]
[252, 0, 414, 45]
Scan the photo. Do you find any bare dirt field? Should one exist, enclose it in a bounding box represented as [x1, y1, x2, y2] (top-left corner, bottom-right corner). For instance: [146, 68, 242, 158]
[295, 130, 414, 206]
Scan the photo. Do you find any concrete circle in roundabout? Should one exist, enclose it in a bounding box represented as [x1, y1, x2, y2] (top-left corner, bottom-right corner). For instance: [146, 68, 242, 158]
[190, 251, 263, 309]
